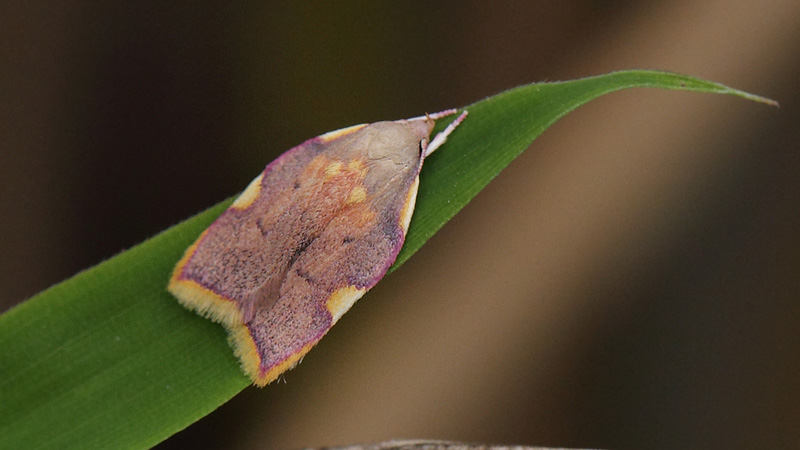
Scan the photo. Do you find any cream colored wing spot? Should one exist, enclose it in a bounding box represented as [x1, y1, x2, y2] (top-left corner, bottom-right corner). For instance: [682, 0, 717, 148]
[346, 186, 367, 205]
[318, 123, 368, 143]
[230, 173, 264, 210]
[326, 285, 367, 324]
[398, 176, 420, 234]
[324, 161, 343, 177]
[347, 159, 366, 172]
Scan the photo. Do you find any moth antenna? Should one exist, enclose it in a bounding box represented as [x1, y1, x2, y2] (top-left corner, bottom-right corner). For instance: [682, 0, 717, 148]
[427, 108, 458, 120]
[405, 108, 458, 122]
[424, 110, 468, 158]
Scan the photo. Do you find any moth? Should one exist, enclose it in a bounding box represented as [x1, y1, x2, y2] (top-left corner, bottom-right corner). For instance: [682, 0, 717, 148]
[169, 109, 467, 386]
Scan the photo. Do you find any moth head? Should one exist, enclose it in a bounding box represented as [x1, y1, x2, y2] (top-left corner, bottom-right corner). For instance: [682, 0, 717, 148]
[366, 119, 435, 169]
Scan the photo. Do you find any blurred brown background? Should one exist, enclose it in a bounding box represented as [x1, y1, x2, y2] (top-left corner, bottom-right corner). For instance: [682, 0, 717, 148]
[2, 1, 798, 449]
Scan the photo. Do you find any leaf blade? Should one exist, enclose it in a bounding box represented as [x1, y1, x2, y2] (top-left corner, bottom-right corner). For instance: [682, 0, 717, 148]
[0, 70, 774, 449]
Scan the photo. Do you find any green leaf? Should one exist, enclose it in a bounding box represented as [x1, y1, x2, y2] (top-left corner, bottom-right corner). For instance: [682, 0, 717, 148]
[0, 70, 775, 449]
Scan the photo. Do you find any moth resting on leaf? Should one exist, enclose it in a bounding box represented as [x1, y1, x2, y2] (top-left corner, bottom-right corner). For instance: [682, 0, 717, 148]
[168, 109, 467, 386]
